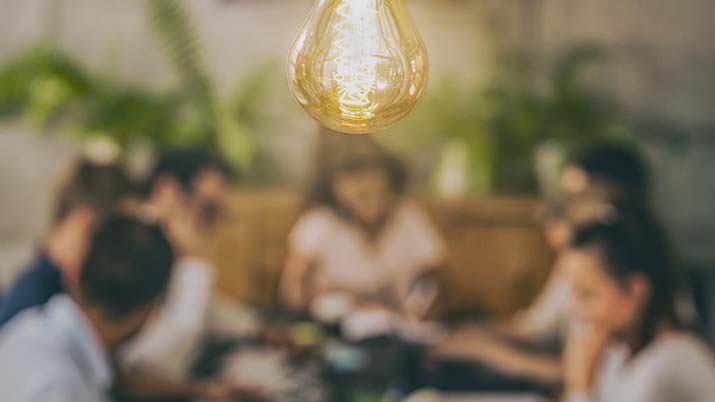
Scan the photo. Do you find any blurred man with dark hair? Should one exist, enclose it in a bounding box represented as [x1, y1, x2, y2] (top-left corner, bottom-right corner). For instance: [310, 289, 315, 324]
[120, 148, 234, 383]
[0, 214, 174, 402]
[0, 158, 135, 325]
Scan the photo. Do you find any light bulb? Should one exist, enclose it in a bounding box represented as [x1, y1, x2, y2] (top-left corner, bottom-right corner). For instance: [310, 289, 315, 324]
[287, 0, 429, 134]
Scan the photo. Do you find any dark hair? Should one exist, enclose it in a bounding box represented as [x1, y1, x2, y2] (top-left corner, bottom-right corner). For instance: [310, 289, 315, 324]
[145, 148, 233, 197]
[572, 144, 649, 203]
[306, 139, 408, 210]
[53, 159, 135, 225]
[79, 214, 174, 320]
[571, 203, 679, 350]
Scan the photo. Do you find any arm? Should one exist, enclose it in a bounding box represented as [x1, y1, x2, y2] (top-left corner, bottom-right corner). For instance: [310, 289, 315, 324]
[280, 251, 316, 311]
[120, 258, 214, 380]
[431, 333, 562, 384]
[561, 325, 610, 402]
[281, 210, 326, 311]
[402, 269, 443, 319]
[510, 266, 571, 339]
[398, 202, 446, 316]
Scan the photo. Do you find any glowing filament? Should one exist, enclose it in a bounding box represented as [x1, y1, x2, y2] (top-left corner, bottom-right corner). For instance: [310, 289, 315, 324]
[287, 0, 430, 134]
[332, 0, 380, 120]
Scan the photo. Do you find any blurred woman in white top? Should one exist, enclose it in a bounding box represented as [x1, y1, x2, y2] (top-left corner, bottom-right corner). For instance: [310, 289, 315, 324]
[562, 202, 715, 402]
[280, 138, 445, 321]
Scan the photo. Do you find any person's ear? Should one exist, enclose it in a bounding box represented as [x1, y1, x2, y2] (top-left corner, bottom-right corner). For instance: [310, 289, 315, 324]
[626, 273, 651, 305]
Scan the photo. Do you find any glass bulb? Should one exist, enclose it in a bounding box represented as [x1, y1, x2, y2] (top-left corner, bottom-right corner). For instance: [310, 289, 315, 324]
[287, 0, 429, 134]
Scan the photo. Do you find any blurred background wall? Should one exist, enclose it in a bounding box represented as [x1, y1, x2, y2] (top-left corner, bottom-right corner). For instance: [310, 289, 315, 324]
[1, 0, 714, 285]
[530, 0, 715, 267]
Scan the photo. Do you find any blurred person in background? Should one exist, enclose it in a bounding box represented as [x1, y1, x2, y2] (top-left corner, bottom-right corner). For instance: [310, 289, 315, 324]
[562, 204, 715, 402]
[118, 148, 235, 387]
[512, 143, 652, 340]
[280, 138, 445, 327]
[427, 143, 654, 392]
[0, 158, 135, 326]
[0, 214, 174, 402]
[560, 143, 649, 205]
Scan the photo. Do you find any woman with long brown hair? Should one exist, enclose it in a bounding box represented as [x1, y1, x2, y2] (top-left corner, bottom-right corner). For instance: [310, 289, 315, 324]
[280, 137, 445, 321]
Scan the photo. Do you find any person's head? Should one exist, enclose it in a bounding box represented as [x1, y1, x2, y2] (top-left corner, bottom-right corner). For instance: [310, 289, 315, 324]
[145, 148, 233, 230]
[562, 203, 678, 350]
[48, 158, 135, 279]
[78, 214, 174, 351]
[541, 193, 616, 251]
[308, 143, 408, 227]
[561, 144, 649, 203]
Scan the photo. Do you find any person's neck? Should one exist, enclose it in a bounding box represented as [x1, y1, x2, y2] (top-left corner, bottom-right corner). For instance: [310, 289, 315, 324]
[352, 201, 399, 240]
[82, 307, 127, 355]
[623, 320, 677, 352]
[360, 217, 386, 239]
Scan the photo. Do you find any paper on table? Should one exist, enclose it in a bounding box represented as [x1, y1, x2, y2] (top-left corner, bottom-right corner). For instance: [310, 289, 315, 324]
[404, 390, 545, 402]
[445, 394, 546, 402]
[341, 308, 395, 341]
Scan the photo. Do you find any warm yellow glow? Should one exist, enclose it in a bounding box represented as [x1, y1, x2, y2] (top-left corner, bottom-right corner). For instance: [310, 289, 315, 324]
[287, 0, 429, 134]
[333, 0, 379, 120]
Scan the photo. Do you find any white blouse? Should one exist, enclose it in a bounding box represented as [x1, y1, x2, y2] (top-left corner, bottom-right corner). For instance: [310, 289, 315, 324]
[567, 333, 715, 402]
[289, 200, 445, 300]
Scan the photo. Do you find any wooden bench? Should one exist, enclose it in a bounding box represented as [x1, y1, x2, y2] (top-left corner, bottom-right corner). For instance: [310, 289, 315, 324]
[211, 191, 553, 317]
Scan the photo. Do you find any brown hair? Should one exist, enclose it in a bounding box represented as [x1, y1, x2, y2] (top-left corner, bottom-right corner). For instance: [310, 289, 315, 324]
[53, 159, 135, 226]
[305, 136, 408, 210]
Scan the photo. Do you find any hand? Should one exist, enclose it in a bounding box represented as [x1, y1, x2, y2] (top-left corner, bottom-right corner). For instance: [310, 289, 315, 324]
[164, 200, 210, 259]
[429, 328, 563, 383]
[281, 253, 316, 311]
[563, 323, 611, 393]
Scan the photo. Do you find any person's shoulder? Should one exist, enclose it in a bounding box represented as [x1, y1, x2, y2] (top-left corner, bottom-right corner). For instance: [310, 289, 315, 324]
[656, 333, 712, 359]
[19, 366, 87, 402]
[645, 333, 715, 376]
[649, 333, 715, 398]
[0, 314, 83, 401]
[300, 206, 339, 222]
[0, 252, 63, 325]
[392, 198, 441, 233]
[389, 198, 425, 220]
[293, 206, 342, 232]
[288, 207, 341, 252]
[0, 306, 54, 352]
[396, 198, 428, 213]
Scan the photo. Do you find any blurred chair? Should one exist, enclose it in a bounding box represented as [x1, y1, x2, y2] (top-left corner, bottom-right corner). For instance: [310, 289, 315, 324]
[211, 191, 553, 317]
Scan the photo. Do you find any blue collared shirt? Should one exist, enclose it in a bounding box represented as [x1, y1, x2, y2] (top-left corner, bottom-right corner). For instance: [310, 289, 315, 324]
[0, 295, 113, 402]
[0, 251, 64, 326]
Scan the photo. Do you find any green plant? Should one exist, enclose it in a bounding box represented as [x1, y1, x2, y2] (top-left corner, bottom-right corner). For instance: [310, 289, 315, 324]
[381, 44, 628, 194]
[146, 0, 218, 147]
[486, 44, 627, 192]
[0, 45, 204, 149]
[0, 0, 272, 178]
